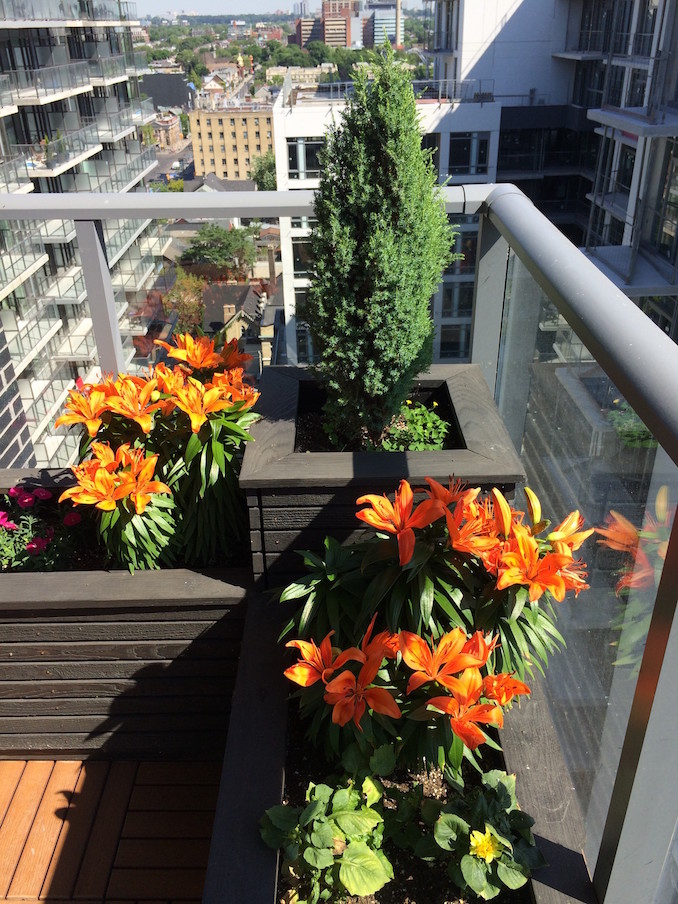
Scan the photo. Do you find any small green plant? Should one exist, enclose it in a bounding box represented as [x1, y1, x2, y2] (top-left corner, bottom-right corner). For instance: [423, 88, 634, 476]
[606, 398, 657, 448]
[381, 399, 448, 451]
[260, 777, 393, 902]
[387, 770, 545, 901]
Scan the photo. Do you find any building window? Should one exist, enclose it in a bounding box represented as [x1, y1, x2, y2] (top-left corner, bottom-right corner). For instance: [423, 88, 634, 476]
[649, 138, 678, 266]
[446, 232, 477, 275]
[222, 158, 226, 165]
[266, 117, 271, 125]
[230, 118, 235, 126]
[254, 118, 259, 125]
[448, 133, 489, 175]
[256, 144, 261, 151]
[440, 324, 470, 359]
[245, 157, 250, 165]
[288, 137, 324, 179]
[292, 238, 314, 276]
[233, 144, 238, 152]
[255, 130, 260, 138]
[243, 131, 248, 139]
[206, 118, 211, 125]
[442, 282, 474, 318]
[244, 144, 249, 152]
[219, 131, 224, 139]
[218, 118, 223, 125]
[231, 131, 236, 138]
[210, 158, 215, 165]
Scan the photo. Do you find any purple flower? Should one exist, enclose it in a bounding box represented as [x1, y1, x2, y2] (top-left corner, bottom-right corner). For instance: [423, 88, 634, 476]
[63, 512, 82, 527]
[0, 511, 18, 530]
[33, 487, 53, 501]
[16, 493, 35, 509]
[26, 537, 49, 555]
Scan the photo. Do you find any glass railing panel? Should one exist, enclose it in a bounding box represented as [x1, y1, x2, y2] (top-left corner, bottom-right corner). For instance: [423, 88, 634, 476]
[87, 54, 126, 81]
[13, 122, 101, 175]
[52, 317, 96, 359]
[0, 155, 32, 191]
[40, 268, 86, 303]
[6, 312, 61, 362]
[495, 248, 678, 876]
[0, 235, 47, 287]
[10, 61, 89, 103]
[0, 73, 16, 107]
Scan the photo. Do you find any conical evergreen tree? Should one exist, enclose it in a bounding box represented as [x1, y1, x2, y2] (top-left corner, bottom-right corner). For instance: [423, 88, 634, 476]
[306, 45, 456, 445]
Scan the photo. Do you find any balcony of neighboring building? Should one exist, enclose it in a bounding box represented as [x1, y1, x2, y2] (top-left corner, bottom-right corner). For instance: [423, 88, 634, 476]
[0, 305, 62, 375]
[130, 97, 156, 127]
[0, 155, 35, 193]
[9, 61, 91, 106]
[282, 77, 494, 107]
[13, 124, 103, 179]
[0, 234, 49, 304]
[0, 74, 18, 116]
[38, 266, 87, 305]
[51, 315, 97, 362]
[83, 106, 136, 143]
[111, 250, 156, 294]
[125, 50, 152, 77]
[86, 53, 128, 86]
[105, 218, 153, 267]
[71, 143, 157, 193]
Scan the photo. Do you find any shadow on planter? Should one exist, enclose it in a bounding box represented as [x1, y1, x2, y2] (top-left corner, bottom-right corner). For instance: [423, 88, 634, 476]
[240, 364, 526, 587]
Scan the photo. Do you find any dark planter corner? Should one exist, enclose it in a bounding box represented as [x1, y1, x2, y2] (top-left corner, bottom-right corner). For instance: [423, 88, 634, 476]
[240, 364, 525, 586]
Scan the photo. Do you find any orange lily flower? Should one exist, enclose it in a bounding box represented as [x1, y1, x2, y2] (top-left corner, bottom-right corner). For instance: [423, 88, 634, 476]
[356, 479, 446, 566]
[428, 668, 503, 750]
[155, 334, 228, 371]
[284, 632, 365, 687]
[482, 673, 530, 706]
[173, 379, 235, 433]
[548, 510, 594, 552]
[210, 370, 260, 409]
[55, 387, 109, 437]
[114, 449, 171, 515]
[220, 338, 252, 370]
[360, 614, 400, 661]
[151, 362, 186, 415]
[59, 457, 127, 511]
[105, 377, 163, 434]
[425, 477, 481, 513]
[615, 546, 655, 594]
[447, 504, 501, 564]
[559, 557, 590, 596]
[399, 628, 490, 695]
[497, 524, 571, 602]
[324, 656, 401, 730]
[596, 511, 640, 553]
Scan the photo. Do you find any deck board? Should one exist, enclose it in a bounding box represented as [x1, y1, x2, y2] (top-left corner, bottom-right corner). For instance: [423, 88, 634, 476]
[0, 760, 220, 903]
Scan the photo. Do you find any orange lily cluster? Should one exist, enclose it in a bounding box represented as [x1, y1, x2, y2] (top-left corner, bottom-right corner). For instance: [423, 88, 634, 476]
[55, 335, 259, 440]
[284, 618, 529, 749]
[356, 478, 593, 602]
[595, 486, 672, 594]
[58, 442, 171, 514]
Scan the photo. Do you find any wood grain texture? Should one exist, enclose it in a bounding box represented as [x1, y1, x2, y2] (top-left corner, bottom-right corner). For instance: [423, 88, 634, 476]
[0, 761, 54, 896]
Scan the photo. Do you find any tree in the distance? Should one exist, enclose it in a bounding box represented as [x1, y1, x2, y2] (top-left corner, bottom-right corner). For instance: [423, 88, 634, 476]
[179, 223, 258, 280]
[305, 45, 457, 446]
[251, 150, 277, 191]
[162, 267, 206, 334]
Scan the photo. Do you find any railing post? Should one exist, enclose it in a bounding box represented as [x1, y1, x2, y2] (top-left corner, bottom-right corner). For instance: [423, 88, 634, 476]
[470, 212, 508, 395]
[74, 218, 125, 375]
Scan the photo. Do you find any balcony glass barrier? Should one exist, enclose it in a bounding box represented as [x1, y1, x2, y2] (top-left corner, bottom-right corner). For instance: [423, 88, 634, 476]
[77, 0, 123, 19]
[20, 364, 73, 433]
[9, 61, 89, 104]
[104, 218, 151, 261]
[39, 267, 86, 304]
[0, 73, 16, 108]
[125, 50, 150, 74]
[87, 54, 126, 82]
[5, 310, 61, 364]
[130, 97, 155, 125]
[0, 233, 47, 289]
[495, 247, 677, 884]
[0, 155, 32, 192]
[52, 316, 96, 360]
[14, 122, 101, 176]
[0, 0, 80, 18]
[285, 79, 494, 107]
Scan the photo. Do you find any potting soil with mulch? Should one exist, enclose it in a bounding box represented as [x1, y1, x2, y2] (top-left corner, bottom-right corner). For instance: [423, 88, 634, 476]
[281, 702, 534, 904]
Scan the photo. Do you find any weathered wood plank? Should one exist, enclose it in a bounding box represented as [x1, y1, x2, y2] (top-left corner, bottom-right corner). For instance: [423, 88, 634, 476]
[114, 838, 212, 869]
[0, 678, 231, 700]
[135, 762, 222, 785]
[41, 761, 110, 899]
[73, 761, 138, 899]
[106, 868, 206, 899]
[7, 760, 82, 898]
[0, 731, 228, 758]
[0, 761, 25, 825]
[122, 810, 215, 839]
[128, 784, 219, 812]
[0, 659, 234, 681]
[0, 760, 54, 896]
[0, 712, 229, 734]
[0, 695, 230, 717]
[0, 619, 244, 643]
[0, 638, 240, 662]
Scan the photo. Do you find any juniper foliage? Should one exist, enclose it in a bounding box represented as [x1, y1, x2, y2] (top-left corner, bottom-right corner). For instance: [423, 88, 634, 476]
[306, 45, 457, 444]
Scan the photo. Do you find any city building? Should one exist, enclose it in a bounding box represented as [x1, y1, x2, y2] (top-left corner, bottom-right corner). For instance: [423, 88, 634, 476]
[190, 107, 274, 181]
[364, 2, 404, 47]
[0, 0, 167, 469]
[153, 112, 182, 148]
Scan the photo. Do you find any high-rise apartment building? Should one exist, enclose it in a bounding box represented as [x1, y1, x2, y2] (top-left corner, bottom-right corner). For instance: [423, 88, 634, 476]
[190, 107, 274, 181]
[274, 0, 678, 364]
[0, 0, 164, 469]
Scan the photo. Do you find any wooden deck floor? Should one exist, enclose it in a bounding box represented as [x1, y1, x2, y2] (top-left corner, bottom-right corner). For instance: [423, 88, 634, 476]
[0, 760, 221, 903]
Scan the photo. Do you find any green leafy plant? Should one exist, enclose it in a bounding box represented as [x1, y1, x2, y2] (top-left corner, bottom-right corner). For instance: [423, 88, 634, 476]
[381, 399, 448, 451]
[606, 397, 657, 448]
[305, 44, 458, 446]
[388, 770, 545, 900]
[260, 777, 393, 902]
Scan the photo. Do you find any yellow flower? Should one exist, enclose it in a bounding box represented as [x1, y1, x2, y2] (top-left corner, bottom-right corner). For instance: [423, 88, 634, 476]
[469, 829, 502, 864]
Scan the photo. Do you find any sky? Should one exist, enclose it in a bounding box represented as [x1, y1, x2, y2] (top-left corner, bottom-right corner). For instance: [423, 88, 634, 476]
[138, 0, 421, 20]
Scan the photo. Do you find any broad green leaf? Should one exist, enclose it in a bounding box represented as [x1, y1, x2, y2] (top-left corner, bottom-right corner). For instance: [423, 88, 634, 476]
[460, 853, 489, 895]
[331, 787, 360, 813]
[280, 576, 318, 602]
[497, 860, 529, 889]
[339, 841, 392, 896]
[303, 847, 335, 869]
[299, 800, 325, 827]
[310, 822, 335, 849]
[265, 804, 301, 832]
[309, 783, 333, 804]
[362, 776, 383, 808]
[434, 812, 469, 851]
[332, 808, 382, 837]
[369, 744, 396, 776]
[185, 432, 202, 463]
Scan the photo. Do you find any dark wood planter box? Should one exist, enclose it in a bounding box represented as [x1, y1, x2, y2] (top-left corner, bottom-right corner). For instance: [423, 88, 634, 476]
[240, 364, 525, 586]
